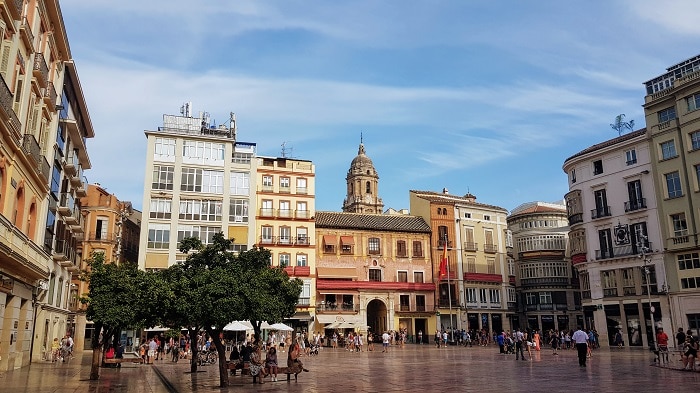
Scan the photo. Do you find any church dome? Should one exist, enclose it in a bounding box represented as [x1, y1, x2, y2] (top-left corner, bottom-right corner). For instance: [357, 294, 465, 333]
[349, 143, 376, 175]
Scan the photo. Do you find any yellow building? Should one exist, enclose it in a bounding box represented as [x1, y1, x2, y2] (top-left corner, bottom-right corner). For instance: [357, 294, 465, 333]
[255, 156, 316, 331]
[0, 0, 93, 369]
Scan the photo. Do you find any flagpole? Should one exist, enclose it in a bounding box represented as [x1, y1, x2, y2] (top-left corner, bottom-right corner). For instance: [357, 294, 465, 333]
[445, 234, 453, 343]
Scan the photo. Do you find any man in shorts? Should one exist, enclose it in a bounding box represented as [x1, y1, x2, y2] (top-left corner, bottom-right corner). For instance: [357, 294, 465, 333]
[382, 331, 390, 353]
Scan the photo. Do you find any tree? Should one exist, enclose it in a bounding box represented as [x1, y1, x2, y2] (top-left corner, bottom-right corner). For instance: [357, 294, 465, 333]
[163, 233, 302, 387]
[80, 253, 159, 380]
[611, 114, 635, 136]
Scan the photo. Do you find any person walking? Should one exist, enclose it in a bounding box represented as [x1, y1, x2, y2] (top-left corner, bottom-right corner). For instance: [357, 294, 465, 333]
[513, 328, 525, 360]
[382, 331, 390, 353]
[656, 327, 669, 365]
[572, 326, 589, 367]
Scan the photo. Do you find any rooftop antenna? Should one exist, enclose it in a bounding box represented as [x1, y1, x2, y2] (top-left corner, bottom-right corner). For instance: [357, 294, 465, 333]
[360, 131, 363, 144]
[281, 142, 293, 158]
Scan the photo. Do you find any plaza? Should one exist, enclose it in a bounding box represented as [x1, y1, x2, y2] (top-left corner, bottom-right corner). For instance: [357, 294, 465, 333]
[1, 344, 697, 393]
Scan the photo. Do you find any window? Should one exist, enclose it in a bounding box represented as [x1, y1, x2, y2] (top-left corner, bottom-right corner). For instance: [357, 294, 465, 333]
[627, 180, 643, 211]
[95, 217, 109, 240]
[399, 295, 410, 311]
[489, 289, 501, 304]
[296, 253, 307, 266]
[369, 268, 381, 281]
[230, 172, 250, 195]
[324, 238, 336, 253]
[296, 227, 308, 245]
[179, 199, 222, 221]
[691, 131, 700, 151]
[622, 268, 635, 288]
[180, 168, 201, 192]
[229, 199, 249, 222]
[279, 201, 291, 218]
[182, 141, 225, 164]
[681, 277, 700, 289]
[671, 213, 688, 237]
[147, 223, 170, 249]
[397, 271, 408, 282]
[154, 137, 176, 161]
[261, 200, 273, 217]
[625, 149, 637, 165]
[507, 258, 515, 276]
[416, 295, 426, 311]
[539, 291, 552, 304]
[687, 93, 700, 112]
[438, 226, 448, 247]
[50, 163, 61, 196]
[678, 253, 700, 270]
[368, 237, 380, 254]
[525, 293, 537, 305]
[296, 201, 308, 219]
[414, 271, 423, 283]
[484, 215, 490, 221]
[598, 228, 614, 259]
[232, 152, 252, 164]
[665, 171, 683, 198]
[261, 226, 273, 244]
[479, 288, 487, 303]
[366, 181, 371, 194]
[412, 241, 423, 257]
[262, 175, 273, 189]
[466, 257, 476, 273]
[279, 177, 290, 192]
[661, 140, 677, 160]
[201, 170, 224, 194]
[601, 270, 617, 296]
[466, 288, 477, 303]
[658, 106, 676, 123]
[688, 314, 700, 337]
[487, 258, 495, 274]
[177, 225, 219, 245]
[507, 287, 516, 303]
[593, 159, 603, 175]
[296, 178, 307, 194]
[152, 165, 174, 190]
[593, 189, 609, 217]
[279, 227, 291, 244]
[570, 169, 576, 183]
[149, 198, 172, 219]
[396, 240, 407, 257]
[279, 253, 290, 268]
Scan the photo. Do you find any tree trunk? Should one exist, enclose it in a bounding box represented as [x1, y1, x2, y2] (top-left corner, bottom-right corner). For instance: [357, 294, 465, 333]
[90, 347, 101, 380]
[189, 328, 198, 373]
[209, 330, 228, 387]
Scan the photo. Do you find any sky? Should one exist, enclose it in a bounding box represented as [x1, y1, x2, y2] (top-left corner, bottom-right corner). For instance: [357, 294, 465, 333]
[59, 0, 700, 214]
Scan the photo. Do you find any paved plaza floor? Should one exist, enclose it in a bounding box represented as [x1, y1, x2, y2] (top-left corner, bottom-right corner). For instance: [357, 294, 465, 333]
[0, 344, 698, 392]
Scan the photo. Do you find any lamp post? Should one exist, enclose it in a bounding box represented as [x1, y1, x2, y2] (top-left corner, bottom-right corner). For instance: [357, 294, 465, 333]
[637, 234, 656, 351]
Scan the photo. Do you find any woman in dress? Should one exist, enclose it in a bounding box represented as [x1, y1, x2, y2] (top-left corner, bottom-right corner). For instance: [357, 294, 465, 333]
[533, 330, 541, 351]
[266, 347, 278, 381]
[249, 342, 267, 384]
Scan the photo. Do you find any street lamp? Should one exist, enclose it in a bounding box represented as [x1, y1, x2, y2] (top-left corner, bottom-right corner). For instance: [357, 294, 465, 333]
[637, 234, 656, 352]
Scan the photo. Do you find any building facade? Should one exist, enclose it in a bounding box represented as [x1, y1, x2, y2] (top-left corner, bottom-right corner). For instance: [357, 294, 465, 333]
[0, 0, 93, 369]
[410, 189, 512, 335]
[314, 211, 435, 341]
[507, 201, 582, 333]
[138, 107, 257, 271]
[71, 184, 138, 351]
[255, 156, 316, 331]
[643, 54, 700, 338]
[563, 129, 670, 347]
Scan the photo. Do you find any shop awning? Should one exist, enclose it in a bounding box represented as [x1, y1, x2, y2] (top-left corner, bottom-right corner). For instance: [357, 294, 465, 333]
[340, 236, 355, 245]
[286, 312, 312, 321]
[316, 267, 357, 279]
[322, 235, 337, 244]
[316, 315, 339, 325]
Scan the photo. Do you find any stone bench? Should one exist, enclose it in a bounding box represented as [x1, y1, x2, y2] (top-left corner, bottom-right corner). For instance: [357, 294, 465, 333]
[226, 361, 305, 381]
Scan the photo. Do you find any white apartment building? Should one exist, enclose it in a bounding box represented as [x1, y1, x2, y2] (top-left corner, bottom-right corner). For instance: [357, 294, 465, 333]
[138, 107, 257, 270]
[563, 129, 671, 347]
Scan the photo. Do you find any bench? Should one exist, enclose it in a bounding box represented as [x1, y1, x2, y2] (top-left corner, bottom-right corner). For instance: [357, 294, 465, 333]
[104, 353, 144, 367]
[226, 361, 305, 382]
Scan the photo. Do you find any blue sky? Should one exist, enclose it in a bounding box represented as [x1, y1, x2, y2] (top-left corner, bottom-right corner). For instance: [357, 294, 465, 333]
[61, 0, 700, 213]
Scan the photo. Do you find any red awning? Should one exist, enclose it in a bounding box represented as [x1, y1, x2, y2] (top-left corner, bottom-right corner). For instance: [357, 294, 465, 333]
[340, 236, 355, 245]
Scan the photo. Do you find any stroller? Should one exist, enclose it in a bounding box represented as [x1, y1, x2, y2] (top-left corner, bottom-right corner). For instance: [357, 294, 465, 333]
[309, 343, 319, 356]
[505, 337, 515, 354]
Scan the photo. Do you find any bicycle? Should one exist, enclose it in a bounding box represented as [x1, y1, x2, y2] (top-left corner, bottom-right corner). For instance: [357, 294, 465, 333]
[196, 349, 217, 365]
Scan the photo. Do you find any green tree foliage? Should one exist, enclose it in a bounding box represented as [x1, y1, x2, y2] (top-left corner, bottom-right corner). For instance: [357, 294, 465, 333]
[610, 114, 635, 136]
[80, 253, 149, 379]
[161, 233, 302, 387]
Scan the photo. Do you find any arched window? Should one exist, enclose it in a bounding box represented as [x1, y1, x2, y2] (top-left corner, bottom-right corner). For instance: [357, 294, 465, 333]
[437, 207, 441, 215]
[14, 186, 25, 229]
[27, 202, 36, 241]
[366, 181, 371, 194]
[0, 166, 5, 207]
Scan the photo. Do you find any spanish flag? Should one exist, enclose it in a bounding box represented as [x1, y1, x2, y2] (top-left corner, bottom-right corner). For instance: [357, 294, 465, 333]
[439, 241, 448, 279]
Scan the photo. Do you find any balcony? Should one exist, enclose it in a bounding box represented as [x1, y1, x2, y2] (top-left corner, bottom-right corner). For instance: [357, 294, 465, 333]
[295, 210, 311, 219]
[19, 17, 34, 52]
[568, 213, 583, 225]
[671, 235, 689, 245]
[5, 0, 21, 20]
[595, 242, 651, 260]
[0, 74, 22, 144]
[591, 206, 611, 219]
[483, 243, 497, 254]
[316, 303, 360, 313]
[70, 167, 83, 187]
[64, 153, 78, 177]
[64, 205, 80, 225]
[438, 240, 453, 249]
[463, 242, 478, 252]
[397, 304, 435, 313]
[295, 237, 309, 246]
[278, 209, 292, 218]
[624, 198, 647, 212]
[86, 233, 117, 243]
[21, 134, 49, 182]
[437, 299, 460, 308]
[52, 239, 73, 262]
[603, 288, 618, 297]
[259, 208, 274, 217]
[75, 177, 88, 197]
[279, 185, 291, 194]
[261, 184, 273, 192]
[58, 193, 75, 217]
[296, 187, 307, 194]
[33, 53, 49, 88]
[43, 81, 57, 110]
[623, 287, 636, 296]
